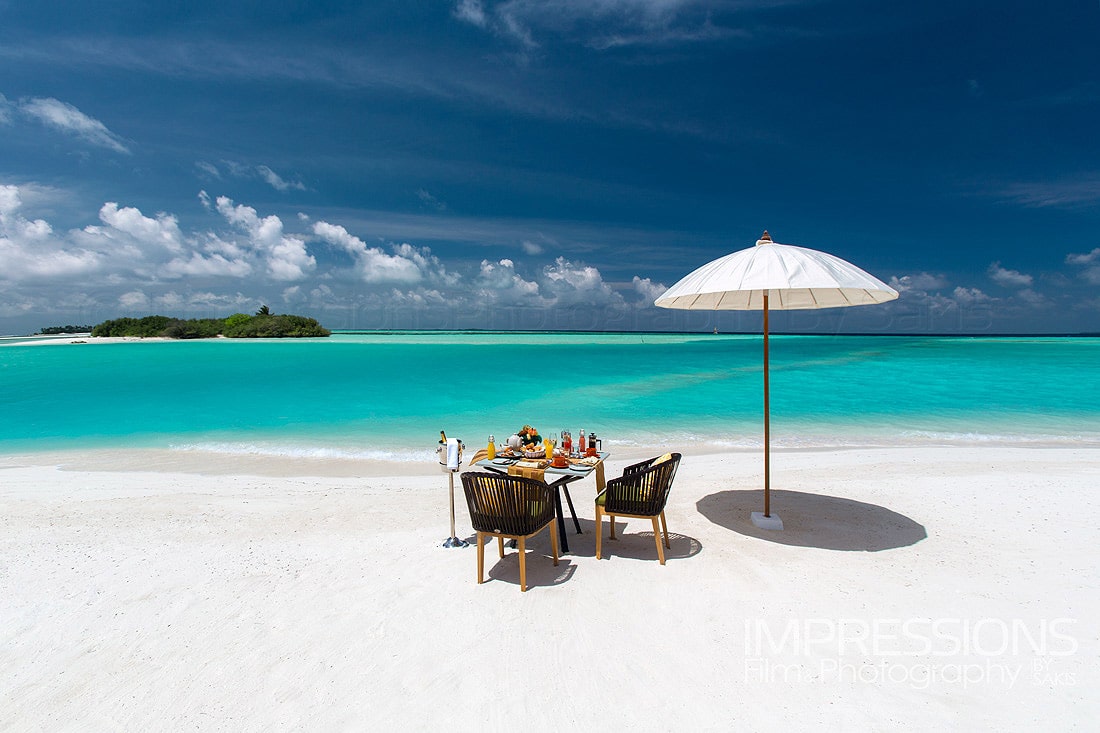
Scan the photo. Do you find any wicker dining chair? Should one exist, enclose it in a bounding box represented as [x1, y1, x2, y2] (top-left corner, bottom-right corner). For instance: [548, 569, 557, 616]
[595, 453, 681, 565]
[460, 471, 560, 592]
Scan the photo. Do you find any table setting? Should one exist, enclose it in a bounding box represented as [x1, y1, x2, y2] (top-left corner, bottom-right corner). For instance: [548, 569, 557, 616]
[473, 424, 609, 552]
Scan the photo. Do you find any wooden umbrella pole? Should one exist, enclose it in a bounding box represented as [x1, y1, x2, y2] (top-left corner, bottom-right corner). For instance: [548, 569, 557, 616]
[763, 292, 771, 517]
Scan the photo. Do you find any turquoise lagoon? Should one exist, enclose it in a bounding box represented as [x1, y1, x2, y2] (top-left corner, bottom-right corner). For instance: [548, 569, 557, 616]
[1, 332, 1098, 461]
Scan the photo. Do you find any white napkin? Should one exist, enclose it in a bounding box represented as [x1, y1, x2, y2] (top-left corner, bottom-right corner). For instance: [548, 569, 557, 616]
[445, 438, 461, 470]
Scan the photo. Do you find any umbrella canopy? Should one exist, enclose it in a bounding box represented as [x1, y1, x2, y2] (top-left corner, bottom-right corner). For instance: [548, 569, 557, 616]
[654, 233, 897, 311]
[654, 231, 898, 528]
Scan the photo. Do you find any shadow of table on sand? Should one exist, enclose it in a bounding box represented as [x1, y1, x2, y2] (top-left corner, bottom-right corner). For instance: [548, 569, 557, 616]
[696, 490, 927, 551]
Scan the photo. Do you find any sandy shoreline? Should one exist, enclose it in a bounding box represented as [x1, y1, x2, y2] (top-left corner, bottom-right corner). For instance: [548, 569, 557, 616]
[2, 445, 1097, 729]
[0, 334, 171, 347]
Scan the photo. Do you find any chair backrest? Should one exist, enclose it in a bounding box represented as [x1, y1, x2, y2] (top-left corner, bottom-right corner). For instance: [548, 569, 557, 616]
[461, 472, 556, 536]
[605, 453, 681, 516]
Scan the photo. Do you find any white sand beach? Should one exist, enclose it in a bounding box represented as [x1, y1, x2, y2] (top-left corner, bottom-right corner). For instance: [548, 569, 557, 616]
[2, 445, 1097, 730]
[0, 335, 162, 347]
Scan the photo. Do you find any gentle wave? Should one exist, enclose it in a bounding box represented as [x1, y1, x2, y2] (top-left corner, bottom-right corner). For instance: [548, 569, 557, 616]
[622, 433, 1100, 450]
[169, 429, 1100, 463]
[170, 442, 437, 463]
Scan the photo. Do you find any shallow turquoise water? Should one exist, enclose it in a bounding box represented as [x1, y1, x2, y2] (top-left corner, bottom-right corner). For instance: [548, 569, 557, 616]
[2, 332, 1098, 460]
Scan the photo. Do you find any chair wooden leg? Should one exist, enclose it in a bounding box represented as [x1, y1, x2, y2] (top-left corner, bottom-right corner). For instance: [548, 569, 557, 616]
[549, 518, 559, 566]
[595, 504, 604, 559]
[497, 535, 505, 559]
[518, 536, 527, 592]
[660, 511, 670, 549]
[477, 531, 485, 584]
[652, 517, 666, 565]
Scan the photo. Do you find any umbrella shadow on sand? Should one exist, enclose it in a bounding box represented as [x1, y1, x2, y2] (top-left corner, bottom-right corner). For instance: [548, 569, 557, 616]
[696, 490, 926, 551]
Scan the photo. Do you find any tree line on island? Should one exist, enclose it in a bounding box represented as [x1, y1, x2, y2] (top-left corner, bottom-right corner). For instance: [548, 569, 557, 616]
[38, 325, 94, 335]
[87, 306, 331, 339]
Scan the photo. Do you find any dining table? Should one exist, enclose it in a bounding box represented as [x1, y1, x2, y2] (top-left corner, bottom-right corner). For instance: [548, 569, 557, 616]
[473, 451, 609, 553]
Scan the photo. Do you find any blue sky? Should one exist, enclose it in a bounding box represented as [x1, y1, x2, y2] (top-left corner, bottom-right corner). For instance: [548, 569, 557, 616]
[1, 0, 1098, 334]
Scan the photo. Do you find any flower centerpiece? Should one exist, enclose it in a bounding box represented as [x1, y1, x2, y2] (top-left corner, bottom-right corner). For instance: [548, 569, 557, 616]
[517, 424, 542, 449]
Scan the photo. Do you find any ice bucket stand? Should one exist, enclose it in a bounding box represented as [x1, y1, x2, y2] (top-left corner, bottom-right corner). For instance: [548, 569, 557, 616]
[437, 431, 468, 548]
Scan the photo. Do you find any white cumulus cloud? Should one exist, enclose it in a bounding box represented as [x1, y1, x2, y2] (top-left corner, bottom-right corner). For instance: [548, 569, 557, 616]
[391, 242, 458, 286]
[0, 184, 20, 214]
[890, 272, 950, 292]
[1066, 247, 1100, 285]
[0, 184, 101, 282]
[215, 195, 315, 280]
[476, 258, 544, 304]
[312, 221, 423, 284]
[8, 184, 897, 333]
[118, 290, 150, 309]
[988, 262, 1033, 289]
[0, 185, 53, 241]
[98, 202, 184, 253]
[163, 251, 253, 278]
[632, 275, 666, 303]
[313, 221, 369, 257]
[1016, 288, 1048, 307]
[952, 286, 991, 305]
[541, 256, 619, 305]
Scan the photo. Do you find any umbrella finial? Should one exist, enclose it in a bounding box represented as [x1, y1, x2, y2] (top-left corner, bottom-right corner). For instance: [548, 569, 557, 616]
[756, 230, 772, 246]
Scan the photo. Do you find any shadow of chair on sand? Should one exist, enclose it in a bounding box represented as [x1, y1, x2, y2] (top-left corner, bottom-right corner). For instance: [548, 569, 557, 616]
[595, 521, 704, 563]
[696, 489, 927, 551]
[486, 556, 578, 592]
[459, 530, 578, 592]
[460, 516, 703, 586]
[543, 517, 704, 563]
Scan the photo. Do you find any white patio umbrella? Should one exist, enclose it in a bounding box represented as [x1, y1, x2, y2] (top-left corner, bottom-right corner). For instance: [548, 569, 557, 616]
[654, 231, 898, 529]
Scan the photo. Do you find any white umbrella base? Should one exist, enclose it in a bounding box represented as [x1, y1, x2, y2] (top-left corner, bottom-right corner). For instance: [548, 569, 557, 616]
[750, 511, 784, 531]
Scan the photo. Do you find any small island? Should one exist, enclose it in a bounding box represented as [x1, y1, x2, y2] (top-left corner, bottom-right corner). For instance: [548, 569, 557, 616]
[88, 306, 331, 339]
[37, 324, 95, 335]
